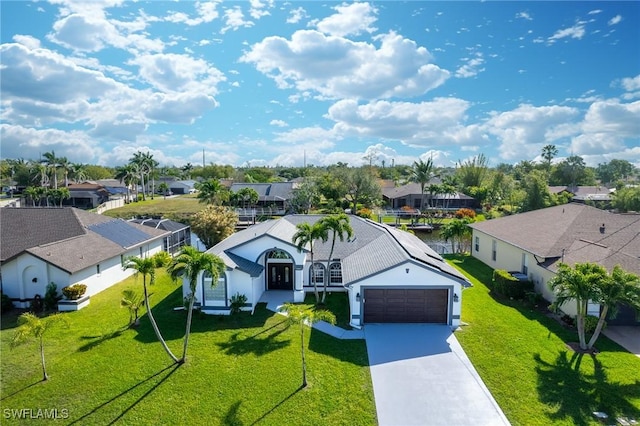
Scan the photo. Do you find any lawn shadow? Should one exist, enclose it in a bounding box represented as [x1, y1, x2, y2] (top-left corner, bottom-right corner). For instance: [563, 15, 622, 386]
[216, 320, 290, 356]
[222, 401, 244, 426]
[77, 326, 129, 352]
[249, 385, 303, 425]
[534, 350, 640, 425]
[68, 363, 179, 425]
[308, 328, 369, 366]
[0, 380, 42, 401]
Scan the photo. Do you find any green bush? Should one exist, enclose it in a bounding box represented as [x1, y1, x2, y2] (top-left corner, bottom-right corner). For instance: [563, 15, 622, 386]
[1, 292, 14, 314]
[584, 315, 604, 333]
[491, 269, 533, 300]
[62, 284, 87, 300]
[229, 293, 248, 314]
[44, 282, 62, 310]
[152, 251, 172, 267]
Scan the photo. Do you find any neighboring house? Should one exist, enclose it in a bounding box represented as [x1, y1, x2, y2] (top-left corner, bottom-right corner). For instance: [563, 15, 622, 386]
[0, 207, 169, 308]
[169, 180, 198, 194]
[129, 218, 191, 256]
[469, 203, 640, 325]
[229, 182, 296, 213]
[183, 215, 470, 328]
[548, 185, 615, 208]
[383, 182, 477, 211]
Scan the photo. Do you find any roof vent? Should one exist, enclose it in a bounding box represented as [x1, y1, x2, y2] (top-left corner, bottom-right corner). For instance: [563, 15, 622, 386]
[599, 223, 605, 234]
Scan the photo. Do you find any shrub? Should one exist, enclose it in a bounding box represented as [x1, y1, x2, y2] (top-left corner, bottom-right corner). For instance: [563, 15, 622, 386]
[44, 282, 62, 310]
[30, 294, 43, 313]
[229, 293, 248, 314]
[152, 251, 172, 267]
[584, 315, 604, 334]
[454, 208, 476, 219]
[491, 269, 533, 300]
[62, 284, 87, 300]
[1, 292, 14, 314]
[356, 208, 374, 220]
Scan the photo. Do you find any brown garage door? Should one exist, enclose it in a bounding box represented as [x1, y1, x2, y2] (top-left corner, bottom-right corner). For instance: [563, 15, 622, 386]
[363, 288, 448, 323]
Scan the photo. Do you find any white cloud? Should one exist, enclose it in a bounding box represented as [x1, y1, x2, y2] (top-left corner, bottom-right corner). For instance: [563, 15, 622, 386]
[12, 35, 41, 49]
[581, 99, 640, 136]
[515, 12, 532, 21]
[621, 75, 640, 92]
[241, 30, 449, 100]
[287, 6, 308, 24]
[221, 6, 254, 33]
[455, 53, 485, 78]
[164, 1, 220, 26]
[249, 0, 273, 20]
[315, 2, 378, 37]
[269, 119, 288, 127]
[608, 15, 622, 26]
[588, 10, 602, 15]
[548, 24, 586, 43]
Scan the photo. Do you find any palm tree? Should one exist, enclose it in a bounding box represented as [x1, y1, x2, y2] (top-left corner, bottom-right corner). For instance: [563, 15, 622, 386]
[121, 289, 145, 328]
[11, 313, 68, 381]
[587, 266, 640, 349]
[42, 151, 60, 189]
[131, 151, 152, 200]
[549, 262, 607, 351]
[57, 156, 71, 187]
[158, 182, 170, 199]
[115, 163, 138, 203]
[32, 162, 50, 188]
[70, 163, 88, 184]
[440, 218, 473, 253]
[318, 214, 353, 303]
[292, 222, 328, 303]
[24, 186, 39, 207]
[278, 303, 336, 388]
[541, 144, 558, 171]
[123, 256, 180, 363]
[181, 163, 194, 180]
[196, 179, 229, 205]
[411, 158, 434, 211]
[168, 246, 225, 363]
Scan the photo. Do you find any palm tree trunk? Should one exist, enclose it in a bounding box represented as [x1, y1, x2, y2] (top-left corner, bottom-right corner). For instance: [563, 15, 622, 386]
[576, 300, 587, 350]
[587, 305, 608, 350]
[143, 279, 179, 363]
[39, 337, 48, 381]
[180, 293, 196, 363]
[323, 238, 337, 304]
[311, 251, 319, 303]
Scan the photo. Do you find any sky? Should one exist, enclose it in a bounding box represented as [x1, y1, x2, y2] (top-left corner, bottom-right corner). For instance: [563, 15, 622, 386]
[1, 1, 639, 170]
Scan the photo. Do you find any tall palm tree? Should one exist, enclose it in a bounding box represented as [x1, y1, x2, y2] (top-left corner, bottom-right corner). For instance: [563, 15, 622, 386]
[57, 156, 71, 187]
[181, 163, 194, 180]
[42, 151, 60, 189]
[123, 256, 180, 363]
[549, 262, 607, 351]
[32, 162, 50, 188]
[11, 313, 68, 381]
[278, 303, 335, 388]
[70, 163, 88, 183]
[587, 265, 640, 349]
[115, 163, 138, 203]
[168, 246, 225, 363]
[131, 151, 152, 201]
[292, 222, 328, 303]
[318, 214, 353, 303]
[411, 158, 434, 211]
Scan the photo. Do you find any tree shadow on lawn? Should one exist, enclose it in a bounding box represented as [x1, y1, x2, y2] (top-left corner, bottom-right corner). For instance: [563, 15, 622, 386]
[77, 326, 129, 352]
[133, 287, 271, 345]
[68, 363, 180, 425]
[534, 351, 640, 425]
[220, 385, 303, 426]
[308, 328, 369, 367]
[216, 320, 291, 356]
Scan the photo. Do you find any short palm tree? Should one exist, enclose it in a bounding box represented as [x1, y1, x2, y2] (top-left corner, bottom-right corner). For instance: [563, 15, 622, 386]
[121, 289, 145, 328]
[292, 222, 328, 304]
[279, 303, 336, 388]
[11, 313, 68, 381]
[123, 256, 179, 363]
[318, 214, 353, 303]
[196, 179, 229, 205]
[168, 246, 226, 363]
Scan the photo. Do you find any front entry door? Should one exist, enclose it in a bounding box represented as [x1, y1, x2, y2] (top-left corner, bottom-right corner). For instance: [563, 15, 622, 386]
[268, 263, 293, 290]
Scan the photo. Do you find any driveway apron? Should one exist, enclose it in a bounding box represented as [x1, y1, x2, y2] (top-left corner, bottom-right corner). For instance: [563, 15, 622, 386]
[365, 324, 510, 426]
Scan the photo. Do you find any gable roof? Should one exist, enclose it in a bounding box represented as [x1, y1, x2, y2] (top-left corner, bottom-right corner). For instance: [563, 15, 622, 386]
[469, 203, 640, 275]
[208, 214, 469, 285]
[229, 182, 295, 201]
[129, 218, 189, 233]
[0, 207, 169, 273]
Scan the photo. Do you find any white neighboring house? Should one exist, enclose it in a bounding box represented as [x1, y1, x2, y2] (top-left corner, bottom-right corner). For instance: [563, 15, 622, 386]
[469, 203, 640, 325]
[0, 207, 169, 308]
[183, 215, 471, 329]
[168, 180, 198, 195]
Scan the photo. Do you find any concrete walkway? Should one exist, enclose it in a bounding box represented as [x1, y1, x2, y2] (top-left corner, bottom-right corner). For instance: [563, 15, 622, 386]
[603, 326, 640, 358]
[365, 324, 510, 426]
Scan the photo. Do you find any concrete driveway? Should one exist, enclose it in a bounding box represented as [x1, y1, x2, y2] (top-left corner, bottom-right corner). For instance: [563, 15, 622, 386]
[365, 324, 510, 426]
[603, 326, 640, 358]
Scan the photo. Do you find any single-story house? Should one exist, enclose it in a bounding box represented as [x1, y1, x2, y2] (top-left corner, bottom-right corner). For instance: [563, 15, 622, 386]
[129, 218, 191, 256]
[469, 203, 640, 325]
[182, 214, 471, 328]
[383, 182, 478, 211]
[229, 182, 296, 214]
[0, 207, 169, 308]
[169, 180, 197, 194]
[548, 185, 615, 208]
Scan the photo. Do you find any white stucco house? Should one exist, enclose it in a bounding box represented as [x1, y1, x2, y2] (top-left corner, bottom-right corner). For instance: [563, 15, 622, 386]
[183, 215, 471, 328]
[0, 207, 169, 308]
[469, 203, 640, 325]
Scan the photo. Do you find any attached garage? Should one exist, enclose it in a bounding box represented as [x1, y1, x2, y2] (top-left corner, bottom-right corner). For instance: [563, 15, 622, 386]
[363, 288, 449, 324]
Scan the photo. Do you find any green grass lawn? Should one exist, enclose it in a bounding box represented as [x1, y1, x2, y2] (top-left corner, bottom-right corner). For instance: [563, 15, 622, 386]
[0, 271, 375, 425]
[102, 195, 202, 222]
[447, 255, 640, 426]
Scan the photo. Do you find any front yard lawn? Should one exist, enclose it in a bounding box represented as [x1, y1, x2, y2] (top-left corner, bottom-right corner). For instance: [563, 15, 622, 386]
[448, 255, 640, 426]
[0, 271, 375, 425]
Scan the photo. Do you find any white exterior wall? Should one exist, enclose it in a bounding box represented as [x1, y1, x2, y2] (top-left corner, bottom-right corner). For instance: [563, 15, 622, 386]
[348, 261, 464, 329]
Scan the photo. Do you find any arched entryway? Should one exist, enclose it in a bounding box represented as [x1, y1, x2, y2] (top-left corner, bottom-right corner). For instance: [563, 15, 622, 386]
[265, 249, 293, 290]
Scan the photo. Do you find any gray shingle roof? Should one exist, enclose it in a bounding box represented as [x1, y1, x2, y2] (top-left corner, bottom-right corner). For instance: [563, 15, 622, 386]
[469, 203, 640, 275]
[1, 207, 169, 273]
[208, 214, 469, 285]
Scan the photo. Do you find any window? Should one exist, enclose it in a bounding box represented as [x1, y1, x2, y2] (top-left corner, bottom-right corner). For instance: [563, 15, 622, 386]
[311, 263, 324, 284]
[522, 253, 529, 275]
[329, 263, 342, 284]
[491, 240, 497, 262]
[474, 236, 479, 252]
[268, 250, 291, 259]
[203, 272, 226, 302]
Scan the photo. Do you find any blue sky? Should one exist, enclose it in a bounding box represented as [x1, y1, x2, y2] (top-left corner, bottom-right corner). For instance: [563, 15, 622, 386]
[1, 1, 639, 169]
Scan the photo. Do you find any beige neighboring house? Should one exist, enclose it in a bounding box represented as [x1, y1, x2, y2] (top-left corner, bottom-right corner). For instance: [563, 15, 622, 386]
[469, 203, 640, 324]
[0, 207, 169, 308]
